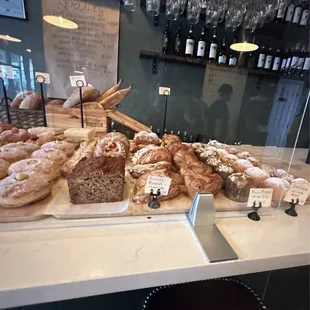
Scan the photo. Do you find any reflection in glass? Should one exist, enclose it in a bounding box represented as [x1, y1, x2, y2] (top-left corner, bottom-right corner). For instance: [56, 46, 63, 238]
[166, 0, 180, 21]
[123, 0, 137, 11]
[146, 0, 160, 16]
[187, 0, 202, 24]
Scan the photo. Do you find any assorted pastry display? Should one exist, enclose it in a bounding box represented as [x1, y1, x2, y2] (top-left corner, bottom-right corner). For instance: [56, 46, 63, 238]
[0, 122, 308, 211]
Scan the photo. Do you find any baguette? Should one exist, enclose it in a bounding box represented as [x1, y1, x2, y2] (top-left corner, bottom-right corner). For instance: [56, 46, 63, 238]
[95, 79, 123, 102]
[99, 85, 132, 110]
[63, 87, 100, 108]
[11, 91, 33, 107]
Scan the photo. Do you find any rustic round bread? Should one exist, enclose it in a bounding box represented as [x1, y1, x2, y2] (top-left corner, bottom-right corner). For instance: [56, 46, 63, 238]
[11, 91, 34, 107]
[31, 148, 67, 166]
[63, 87, 100, 108]
[0, 148, 29, 164]
[41, 140, 75, 156]
[19, 93, 42, 110]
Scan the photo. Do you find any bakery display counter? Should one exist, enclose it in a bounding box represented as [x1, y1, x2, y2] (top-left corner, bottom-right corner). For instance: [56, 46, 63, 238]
[0, 207, 309, 308]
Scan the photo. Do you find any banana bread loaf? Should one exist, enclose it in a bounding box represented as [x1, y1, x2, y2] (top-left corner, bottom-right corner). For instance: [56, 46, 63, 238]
[67, 155, 125, 204]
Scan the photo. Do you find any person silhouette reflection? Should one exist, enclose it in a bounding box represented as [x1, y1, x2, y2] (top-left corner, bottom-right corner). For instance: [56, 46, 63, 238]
[206, 84, 233, 142]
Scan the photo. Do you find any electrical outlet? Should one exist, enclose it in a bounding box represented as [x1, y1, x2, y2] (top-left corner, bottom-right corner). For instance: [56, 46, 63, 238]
[159, 87, 171, 95]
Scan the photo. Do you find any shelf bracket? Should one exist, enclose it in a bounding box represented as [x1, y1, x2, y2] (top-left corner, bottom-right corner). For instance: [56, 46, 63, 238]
[154, 15, 159, 27]
[152, 56, 158, 74]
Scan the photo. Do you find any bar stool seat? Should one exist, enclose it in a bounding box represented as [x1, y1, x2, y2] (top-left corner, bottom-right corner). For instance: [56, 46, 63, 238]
[142, 278, 267, 310]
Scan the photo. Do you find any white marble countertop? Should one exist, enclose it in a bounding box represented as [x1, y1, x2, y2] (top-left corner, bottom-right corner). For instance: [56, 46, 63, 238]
[0, 205, 310, 309]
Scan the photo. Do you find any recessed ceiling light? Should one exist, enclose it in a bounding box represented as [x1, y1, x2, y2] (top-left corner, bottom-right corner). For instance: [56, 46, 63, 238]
[74, 70, 83, 74]
[81, 67, 86, 70]
[230, 42, 259, 52]
[0, 34, 22, 42]
[26, 49, 31, 52]
[43, 15, 78, 29]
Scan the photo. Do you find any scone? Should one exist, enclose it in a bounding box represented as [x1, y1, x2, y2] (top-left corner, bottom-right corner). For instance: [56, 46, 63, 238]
[31, 148, 67, 166]
[0, 159, 9, 180]
[0, 172, 52, 208]
[8, 158, 60, 181]
[41, 141, 75, 156]
[0, 148, 29, 164]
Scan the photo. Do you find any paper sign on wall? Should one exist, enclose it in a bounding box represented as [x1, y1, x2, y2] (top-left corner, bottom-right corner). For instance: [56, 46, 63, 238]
[0, 65, 14, 79]
[35, 72, 51, 84]
[247, 188, 273, 207]
[145, 176, 172, 196]
[284, 182, 310, 205]
[70, 75, 86, 87]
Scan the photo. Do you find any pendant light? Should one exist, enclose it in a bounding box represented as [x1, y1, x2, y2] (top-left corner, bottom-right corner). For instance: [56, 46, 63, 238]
[230, 31, 258, 52]
[43, 15, 78, 29]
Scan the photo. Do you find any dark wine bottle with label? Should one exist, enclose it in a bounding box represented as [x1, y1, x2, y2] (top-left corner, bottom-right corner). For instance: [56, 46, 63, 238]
[162, 22, 169, 54]
[296, 45, 306, 75]
[272, 49, 281, 71]
[301, 49, 310, 76]
[217, 36, 227, 64]
[292, 3, 302, 25]
[174, 25, 181, 56]
[284, 48, 293, 74]
[299, 3, 309, 27]
[257, 45, 266, 68]
[285, 3, 295, 23]
[208, 30, 218, 62]
[264, 47, 273, 70]
[197, 27, 206, 60]
[182, 130, 188, 142]
[156, 128, 161, 137]
[289, 43, 300, 74]
[276, 0, 287, 22]
[185, 25, 195, 58]
[280, 48, 288, 72]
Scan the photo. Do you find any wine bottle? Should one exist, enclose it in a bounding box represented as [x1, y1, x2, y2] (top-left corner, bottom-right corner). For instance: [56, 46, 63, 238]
[257, 45, 266, 68]
[208, 31, 218, 62]
[299, 6, 309, 26]
[301, 49, 310, 76]
[289, 43, 300, 74]
[197, 27, 206, 60]
[276, 0, 287, 22]
[183, 130, 188, 142]
[296, 45, 306, 75]
[162, 22, 169, 54]
[285, 3, 295, 23]
[280, 48, 288, 72]
[174, 25, 181, 56]
[149, 125, 153, 131]
[264, 47, 273, 70]
[284, 48, 293, 74]
[156, 128, 161, 137]
[189, 135, 194, 143]
[292, 3, 302, 25]
[185, 25, 195, 58]
[170, 130, 174, 135]
[164, 128, 167, 135]
[247, 48, 257, 69]
[177, 130, 181, 138]
[217, 36, 227, 64]
[229, 51, 236, 66]
[272, 49, 281, 71]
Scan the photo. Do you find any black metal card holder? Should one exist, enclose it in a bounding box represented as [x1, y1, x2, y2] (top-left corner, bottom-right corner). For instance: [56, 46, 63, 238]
[247, 201, 262, 221]
[148, 189, 161, 209]
[285, 199, 299, 217]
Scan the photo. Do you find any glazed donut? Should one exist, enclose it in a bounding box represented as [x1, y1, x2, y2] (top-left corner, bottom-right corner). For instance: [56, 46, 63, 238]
[258, 163, 275, 176]
[247, 156, 260, 166]
[232, 159, 254, 173]
[216, 148, 229, 159]
[244, 167, 270, 185]
[272, 169, 294, 182]
[8, 158, 60, 181]
[0, 159, 9, 180]
[41, 141, 75, 157]
[0, 173, 52, 208]
[225, 145, 238, 154]
[31, 148, 67, 166]
[236, 151, 251, 159]
[0, 148, 28, 164]
[261, 177, 290, 201]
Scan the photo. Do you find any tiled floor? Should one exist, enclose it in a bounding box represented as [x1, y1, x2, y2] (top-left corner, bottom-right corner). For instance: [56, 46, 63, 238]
[10, 266, 310, 310]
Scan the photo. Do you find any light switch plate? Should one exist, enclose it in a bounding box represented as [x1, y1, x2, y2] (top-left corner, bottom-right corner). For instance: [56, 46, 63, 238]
[159, 87, 171, 95]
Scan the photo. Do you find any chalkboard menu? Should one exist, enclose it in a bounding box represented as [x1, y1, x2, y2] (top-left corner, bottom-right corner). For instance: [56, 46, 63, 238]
[42, 0, 119, 98]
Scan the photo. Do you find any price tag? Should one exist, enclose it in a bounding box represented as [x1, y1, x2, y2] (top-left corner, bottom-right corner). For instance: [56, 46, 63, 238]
[35, 72, 50, 84]
[145, 175, 172, 196]
[247, 188, 273, 207]
[284, 182, 310, 205]
[0, 65, 14, 79]
[70, 75, 86, 87]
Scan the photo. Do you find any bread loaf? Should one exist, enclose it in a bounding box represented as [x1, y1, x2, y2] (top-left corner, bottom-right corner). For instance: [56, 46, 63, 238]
[63, 87, 100, 108]
[11, 91, 33, 107]
[99, 85, 132, 110]
[96, 79, 123, 102]
[82, 101, 104, 110]
[19, 93, 42, 110]
[67, 155, 125, 204]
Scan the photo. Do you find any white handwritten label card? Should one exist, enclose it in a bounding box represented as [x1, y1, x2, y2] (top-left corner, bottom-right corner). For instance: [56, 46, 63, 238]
[0, 65, 14, 79]
[70, 75, 86, 87]
[247, 188, 273, 208]
[35, 72, 50, 84]
[145, 176, 172, 196]
[284, 182, 310, 205]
